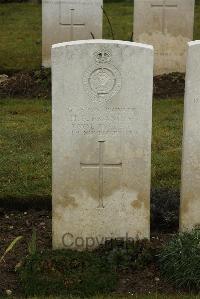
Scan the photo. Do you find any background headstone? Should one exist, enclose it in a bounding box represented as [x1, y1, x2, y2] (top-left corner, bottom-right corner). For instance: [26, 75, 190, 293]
[134, 0, 195, 75]
[180, 40, 200, 231]
[52, 40, 153, 250]
[42, 0, 103, 67]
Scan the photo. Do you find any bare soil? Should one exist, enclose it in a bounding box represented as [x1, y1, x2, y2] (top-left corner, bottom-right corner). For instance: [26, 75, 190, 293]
[0, 70, 185, 99]
[0, 208, 177, 297]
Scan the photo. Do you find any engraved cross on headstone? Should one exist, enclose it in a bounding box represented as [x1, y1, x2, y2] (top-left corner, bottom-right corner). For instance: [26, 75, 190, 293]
[61, 8, 85, 40]
[151, 1, 178, 34]
[80, 141, 122, 208]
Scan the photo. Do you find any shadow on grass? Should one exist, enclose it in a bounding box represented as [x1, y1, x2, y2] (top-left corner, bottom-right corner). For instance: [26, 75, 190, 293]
[0, 188, 180, 233]
[0, 195, 51, 211]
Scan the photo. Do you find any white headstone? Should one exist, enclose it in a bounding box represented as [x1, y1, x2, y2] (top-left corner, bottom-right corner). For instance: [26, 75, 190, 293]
[42, 0, 103, 67]
[52, 40, 153, 250]
[134, 0, 195, 75]
[180, 41, 200, 231]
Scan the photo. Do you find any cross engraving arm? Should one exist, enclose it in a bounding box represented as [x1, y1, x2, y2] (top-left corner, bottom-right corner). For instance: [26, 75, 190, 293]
[80, 141, 122, 208]
[60, 8, 85, 40]
[151, 1, 178, 34]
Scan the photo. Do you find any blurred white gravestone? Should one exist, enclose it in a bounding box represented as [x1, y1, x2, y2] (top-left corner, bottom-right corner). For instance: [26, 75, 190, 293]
[180, 41, 200, 231]
[134, 0, 195, 75]
[52, 40, 154, 250]
[42, 0, 103, 67]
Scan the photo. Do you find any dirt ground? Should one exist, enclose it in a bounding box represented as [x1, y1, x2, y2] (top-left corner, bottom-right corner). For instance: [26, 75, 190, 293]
[0, 208, 179, 297]
[0, 209, 51, 296]
[0, 71, 185, 99]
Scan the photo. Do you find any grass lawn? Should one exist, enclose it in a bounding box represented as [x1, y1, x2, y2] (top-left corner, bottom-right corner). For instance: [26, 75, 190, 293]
[152, 98, 183, 190]
[0, 3, 42, 73]
[0, 97, 183, 201]
[0, 2, 198, 298]
[0, 1, 200, 72]
[0, 98, 51, 201]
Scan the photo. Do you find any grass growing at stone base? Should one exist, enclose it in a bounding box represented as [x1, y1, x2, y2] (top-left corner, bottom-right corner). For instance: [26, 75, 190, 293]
[19, 249, 118, 297]
[0, 98, 183, 203]
[18, 238, 158, 297]
[159, 229, 200, 291]
[0, 1, 200, 72]
[18, 234, 200, 297]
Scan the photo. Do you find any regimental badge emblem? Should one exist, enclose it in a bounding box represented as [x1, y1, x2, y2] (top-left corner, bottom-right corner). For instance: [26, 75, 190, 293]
[83, 49, 122, 102]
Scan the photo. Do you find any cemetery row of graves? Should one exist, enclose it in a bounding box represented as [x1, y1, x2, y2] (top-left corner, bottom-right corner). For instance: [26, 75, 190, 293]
[0, 0, 200, 298]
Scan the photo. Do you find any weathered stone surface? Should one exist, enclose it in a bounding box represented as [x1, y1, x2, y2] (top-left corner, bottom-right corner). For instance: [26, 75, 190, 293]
[52, 40, 153, 250]
[180, 41, 200, 231]
[134, 0, 195, 75]
[42, 0, 102, 67]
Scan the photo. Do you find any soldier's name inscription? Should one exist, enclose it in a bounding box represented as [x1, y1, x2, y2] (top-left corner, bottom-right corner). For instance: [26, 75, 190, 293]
[66, 107, 137, 135]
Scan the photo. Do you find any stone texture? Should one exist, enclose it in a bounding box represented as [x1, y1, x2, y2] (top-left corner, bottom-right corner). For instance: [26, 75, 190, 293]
[134, 0, 195, 75]
[180, 41, 200, 231]
[42, 0, 102, 67]
[52, 40, 153, 250]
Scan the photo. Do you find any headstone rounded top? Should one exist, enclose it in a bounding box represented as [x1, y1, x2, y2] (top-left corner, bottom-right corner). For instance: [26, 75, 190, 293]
[188, 40, 200, 47]
[52, 39, 154, 51]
